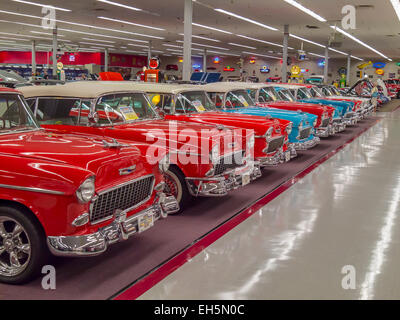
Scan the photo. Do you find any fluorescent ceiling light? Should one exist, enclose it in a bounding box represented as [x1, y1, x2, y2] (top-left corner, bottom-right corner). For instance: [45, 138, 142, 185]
[166, 48, 183, 53]
[0, 36, 28, 41]
[127, 43, 150, 48]
[57, 29, 148, 43]
[215, 8, 278, 31]
[330, 26, 392, 61]
[79, 42, 114, 47]
[289, 34, 325, 48]
[237, 34, 292, 49]
[163, 44, 183, 49]
[98, 16, 165, 31]
[228, 42, 257, 50]
[178, 33, 221, 43]
[150, 50, 164, 53]
[176, 40, 229, 51]
[351, 55, 363, 61]
[242, 51, 281, 59]
[12, 0, 71, 12]
[390, 0, 400, 21]
[0, 10, 164, 39]
[192, 23, 232, 34]
[0, 40, 16, 44]
[328, 47, 347, 55]
[283, 0, 327, 22]
[126, 50, 146, 54]
[81, 38, 115, 43]
[307, 52, 325, 58]
[97, 0, 142, 11]
[30, 31, 65, 37]
[207, 50, 241, 57]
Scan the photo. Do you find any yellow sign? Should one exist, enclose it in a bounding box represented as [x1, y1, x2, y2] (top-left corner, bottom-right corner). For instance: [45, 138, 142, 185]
[357, 61, 372, 70]
[291, 65, 301, 76]
[192, 100, 206, 112]
[119, 106, 139, 121]
[57, 62, 64, 70]
[376, 69, 384, 75]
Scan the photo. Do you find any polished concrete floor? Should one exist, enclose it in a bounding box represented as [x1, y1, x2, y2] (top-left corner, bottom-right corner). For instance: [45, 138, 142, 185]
[139, 110, 400, 300]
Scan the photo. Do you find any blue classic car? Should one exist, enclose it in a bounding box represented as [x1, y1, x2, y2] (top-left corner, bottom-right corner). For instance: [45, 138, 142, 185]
[270, 84, 356, 132]
[203, 82, 320, 153]
[292, 84, 357, 126]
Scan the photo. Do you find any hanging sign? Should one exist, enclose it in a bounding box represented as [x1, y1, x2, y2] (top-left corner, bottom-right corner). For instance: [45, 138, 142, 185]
[213, 57, 221, 64]
[373, 62, 386, 69]
[376, 69, 385, 75]
[249, 59, 256, 64]
[260, 65, 270, 73]
[223, 65, 235, 72]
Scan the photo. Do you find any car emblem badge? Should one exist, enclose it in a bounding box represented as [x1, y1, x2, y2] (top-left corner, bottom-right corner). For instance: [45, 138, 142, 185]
[119, 165, 136, 176]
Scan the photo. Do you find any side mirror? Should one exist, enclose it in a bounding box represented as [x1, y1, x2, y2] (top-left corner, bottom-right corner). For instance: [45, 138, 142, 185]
[88, 111, 99, 124]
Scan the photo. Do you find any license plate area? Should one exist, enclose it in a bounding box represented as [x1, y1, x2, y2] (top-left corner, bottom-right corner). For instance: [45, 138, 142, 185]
[242, 173, 250, 186]
[138, 213, 154, 233]
[285, 151, 291, 162]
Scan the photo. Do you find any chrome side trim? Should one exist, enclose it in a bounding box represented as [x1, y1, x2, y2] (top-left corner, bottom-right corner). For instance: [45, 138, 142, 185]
[0, 184, 66, 195]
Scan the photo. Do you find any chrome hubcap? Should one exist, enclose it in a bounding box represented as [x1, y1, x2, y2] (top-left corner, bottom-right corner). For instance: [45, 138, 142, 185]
[0, 217, 31, 277]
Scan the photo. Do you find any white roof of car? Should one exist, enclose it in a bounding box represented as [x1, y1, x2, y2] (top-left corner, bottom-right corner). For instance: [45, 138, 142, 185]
[264, 83, 302, 89]
[202, 82, 263, 92]
[20, 81, 148, 99]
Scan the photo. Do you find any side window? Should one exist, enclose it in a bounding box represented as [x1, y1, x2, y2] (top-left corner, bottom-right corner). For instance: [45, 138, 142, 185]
[175, 96, 186, 114]
[36, 98, 81, 125]
[297, 90, 306, 99]
[25, 98, 36, 113]
[149, 94, 173, 114]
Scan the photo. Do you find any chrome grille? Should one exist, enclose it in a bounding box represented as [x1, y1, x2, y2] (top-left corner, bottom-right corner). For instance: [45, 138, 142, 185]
[266, 136, 284, 153]
[90, 175, 154, 224]
[214, 151, 244, 176]
[299, 127, 312, 140]
[321, 118, 330, 127]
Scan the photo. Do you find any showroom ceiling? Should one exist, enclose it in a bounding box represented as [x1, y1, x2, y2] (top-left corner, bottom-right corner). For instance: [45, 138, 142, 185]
[0, 0, 398, 61]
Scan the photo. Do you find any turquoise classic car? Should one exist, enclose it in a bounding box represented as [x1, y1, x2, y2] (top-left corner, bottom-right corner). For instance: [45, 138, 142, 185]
[203, 82, 320, 152]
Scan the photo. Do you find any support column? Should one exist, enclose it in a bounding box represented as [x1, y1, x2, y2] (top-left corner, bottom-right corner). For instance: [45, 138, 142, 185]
[183, 0, 193, 81]
[105, 48, 109, 72]
[52, 27, 58, 79]
[148, 40, 152, 64]
[282, 24, 289, 83]
[203, 48, 207, 72]
[31, 40, 36, 76]
[346, 54, 351, 86]
[324, 46, 329, 84]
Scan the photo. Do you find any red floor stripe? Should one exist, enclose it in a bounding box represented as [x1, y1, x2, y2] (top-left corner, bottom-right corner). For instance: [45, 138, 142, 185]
[113, 118, 381, 300]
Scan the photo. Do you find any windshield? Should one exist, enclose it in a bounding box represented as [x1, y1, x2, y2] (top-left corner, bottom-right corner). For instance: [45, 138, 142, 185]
[0, 94, 38, 133]
[257, 87, 277, 103]
[176, 91, 217, 113]
[330, 86, 341, 95]
[224, 90, 254, 108]
[274, 88, 295, 102]
[297, 87, 313, 99]
[310, 87, 324, 98]
[95, 93, 159, 124]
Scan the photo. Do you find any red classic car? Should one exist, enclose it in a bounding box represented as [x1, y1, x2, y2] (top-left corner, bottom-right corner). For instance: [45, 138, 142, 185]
[128, 83, 294, 166]
[0, 87, 178, 284]
[21, 82, 258, 212]
[384, 79, 400, 99]
[228, 82, 336, 138]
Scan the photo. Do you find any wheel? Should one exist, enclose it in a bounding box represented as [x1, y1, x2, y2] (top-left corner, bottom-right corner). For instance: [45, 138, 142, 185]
[0, 206, 48, 284]
[163, 166, 192, 213]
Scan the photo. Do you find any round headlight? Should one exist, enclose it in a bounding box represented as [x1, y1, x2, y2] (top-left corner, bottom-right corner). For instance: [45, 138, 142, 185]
[159, 154, 170, 173]
[210, 144, 220, 163]
[247, 134, 255, 149]
[76, 176, 95, 203]
[265, 127, 273, 141]
[286, 123, 293, 135]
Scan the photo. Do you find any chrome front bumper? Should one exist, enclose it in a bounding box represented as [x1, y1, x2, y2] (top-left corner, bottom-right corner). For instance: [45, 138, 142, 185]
[258, 147, 295, 167]
[332, 119, 346, 133]
[185, 161, 261, 197]
[315, 126, 330, 138]
[47, 195, 179, 257]
[292, 136, 320, 151]
[343, 112, 357, 126]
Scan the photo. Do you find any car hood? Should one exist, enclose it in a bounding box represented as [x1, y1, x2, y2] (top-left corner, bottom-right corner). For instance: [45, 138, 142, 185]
[111, 119, 242, 156]
[225, 106, 308, 127]
[259, 101, 326, 116]
[169, 111, 275, 135]
[0, 130, 148, 188]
